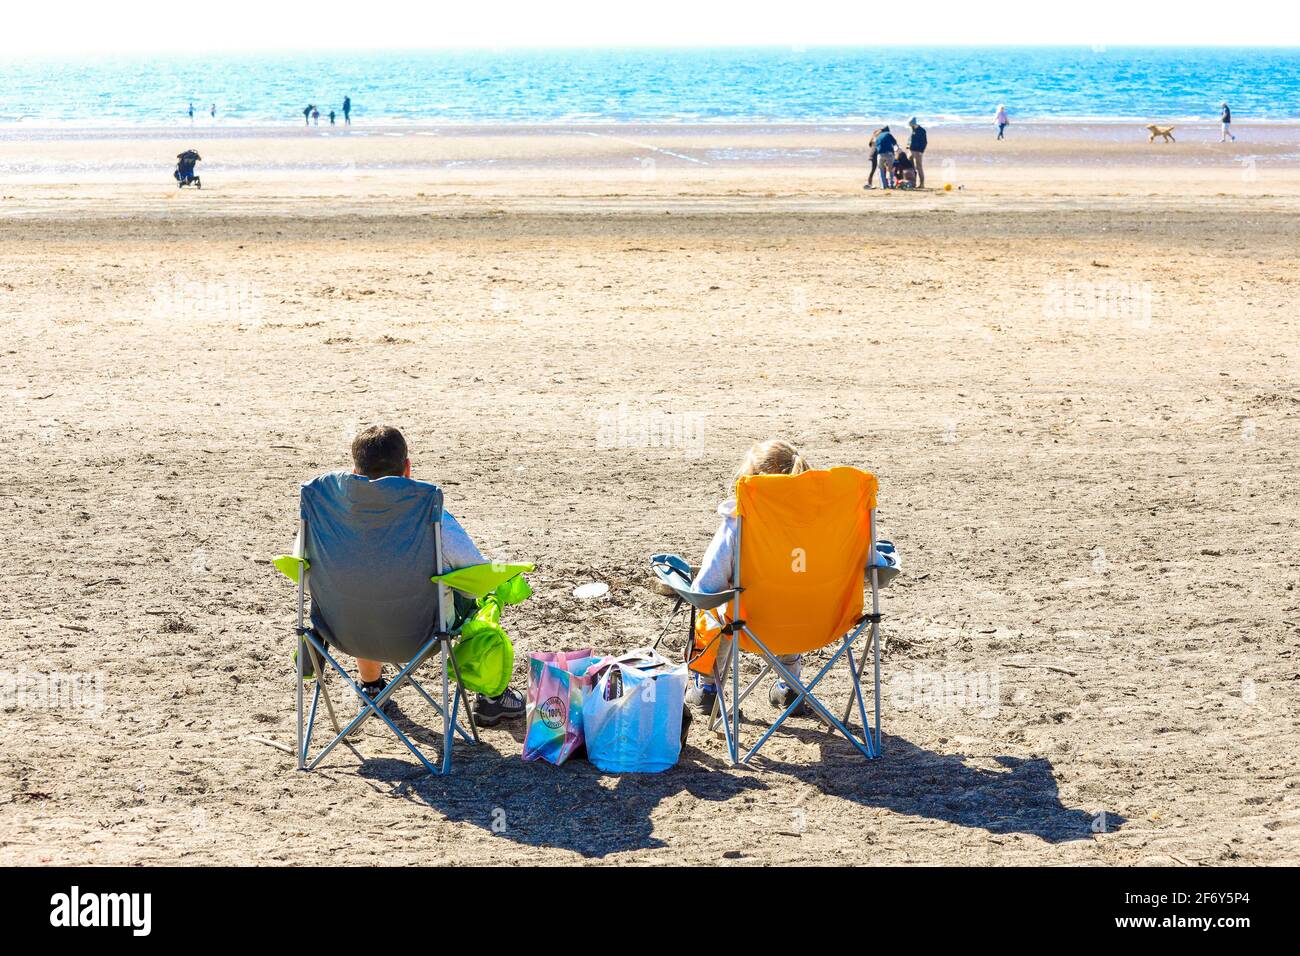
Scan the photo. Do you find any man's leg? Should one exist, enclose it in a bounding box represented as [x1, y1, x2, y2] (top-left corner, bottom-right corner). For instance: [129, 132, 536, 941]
[344, 657, 387, 728]
[914, 152, 925, 189]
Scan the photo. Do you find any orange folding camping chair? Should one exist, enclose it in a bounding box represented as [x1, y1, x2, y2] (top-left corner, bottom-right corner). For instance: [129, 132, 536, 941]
[666, 467, 889, 765]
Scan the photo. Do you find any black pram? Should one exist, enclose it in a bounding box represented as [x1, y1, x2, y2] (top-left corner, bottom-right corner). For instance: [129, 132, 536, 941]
[174, 149, 202, 188]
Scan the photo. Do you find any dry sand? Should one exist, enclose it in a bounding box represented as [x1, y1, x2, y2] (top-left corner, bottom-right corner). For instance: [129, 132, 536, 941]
[1, 123, 1297, 865]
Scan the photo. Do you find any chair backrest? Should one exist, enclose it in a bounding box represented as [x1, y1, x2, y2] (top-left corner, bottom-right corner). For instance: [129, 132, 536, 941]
[735, 467, 876, 656]
[300, 470, 445, 663]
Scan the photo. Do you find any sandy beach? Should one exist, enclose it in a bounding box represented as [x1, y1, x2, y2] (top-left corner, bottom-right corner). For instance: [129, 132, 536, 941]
[1, 122, 1297, 865]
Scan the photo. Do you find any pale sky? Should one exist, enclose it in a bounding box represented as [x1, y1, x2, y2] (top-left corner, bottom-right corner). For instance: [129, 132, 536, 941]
[4, 0, 1298, 54]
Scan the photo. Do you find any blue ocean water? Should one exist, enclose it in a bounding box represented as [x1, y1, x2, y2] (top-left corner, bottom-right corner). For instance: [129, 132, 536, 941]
[0, 47, 1296, 126]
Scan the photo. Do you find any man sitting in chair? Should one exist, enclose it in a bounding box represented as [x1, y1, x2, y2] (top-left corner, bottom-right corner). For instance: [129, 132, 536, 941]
[297, 425, 525, 726]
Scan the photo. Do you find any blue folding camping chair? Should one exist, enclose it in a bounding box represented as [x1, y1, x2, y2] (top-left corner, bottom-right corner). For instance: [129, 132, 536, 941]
[273, 471, 531, 776]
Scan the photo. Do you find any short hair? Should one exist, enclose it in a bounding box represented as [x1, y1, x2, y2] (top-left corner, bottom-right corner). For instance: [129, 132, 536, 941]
[351, 425, 408, 479]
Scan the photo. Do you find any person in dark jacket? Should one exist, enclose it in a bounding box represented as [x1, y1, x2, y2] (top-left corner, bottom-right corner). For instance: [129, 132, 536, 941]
[875, 126, 898, 188]
[907, 117, 928, 189]
[863, 127, 883, 189]
[1220, 102, 1236, 142]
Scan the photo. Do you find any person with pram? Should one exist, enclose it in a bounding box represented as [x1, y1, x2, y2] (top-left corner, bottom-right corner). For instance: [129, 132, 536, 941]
[174, 149, 202, 188]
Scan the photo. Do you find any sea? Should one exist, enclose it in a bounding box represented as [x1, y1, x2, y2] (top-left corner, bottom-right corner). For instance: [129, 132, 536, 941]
[0, 46, 1296, 127]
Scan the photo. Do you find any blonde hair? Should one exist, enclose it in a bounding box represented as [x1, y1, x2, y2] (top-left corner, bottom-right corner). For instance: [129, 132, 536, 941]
[735, 439, 812, 481]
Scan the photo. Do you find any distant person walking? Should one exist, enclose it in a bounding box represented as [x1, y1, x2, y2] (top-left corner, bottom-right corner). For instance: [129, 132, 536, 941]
[303, 104, 313, 126]
[875, 125, 898, 188]
[996, 104, 1009, 140]
[210, 103, 216, 120]
[188, 102, 195, 122]
[343, 95, 352, 125]
[329, 110, 336, 125]
[863, 127, 882, 189]
[1220, 102, 1236, 142]
[312, 106, 320, 126]
[907, 117, 927, 189]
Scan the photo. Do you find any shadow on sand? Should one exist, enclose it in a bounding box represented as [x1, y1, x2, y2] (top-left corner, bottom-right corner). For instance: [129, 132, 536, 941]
[357, 721, 765, 857]
[352, 711, 1115, 857]
[754, 723, 1117, 844]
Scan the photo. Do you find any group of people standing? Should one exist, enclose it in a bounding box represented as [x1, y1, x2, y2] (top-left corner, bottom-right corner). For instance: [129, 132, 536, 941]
[865, 99, 1239, 190]
[865, 118, 927, 189]
[185, 98, 355, 125]
[303, 96, 352, 127]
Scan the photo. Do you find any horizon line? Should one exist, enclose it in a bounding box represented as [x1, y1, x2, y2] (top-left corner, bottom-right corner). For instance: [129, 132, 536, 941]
[4, 42, 1300, 58]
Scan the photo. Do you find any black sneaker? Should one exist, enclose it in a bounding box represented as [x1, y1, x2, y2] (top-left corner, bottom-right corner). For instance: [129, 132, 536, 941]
[769, 680, 808, 717]
[685, 681, 717, 714]
[356, 678, 389, 721]
[475, 687, 525, 727]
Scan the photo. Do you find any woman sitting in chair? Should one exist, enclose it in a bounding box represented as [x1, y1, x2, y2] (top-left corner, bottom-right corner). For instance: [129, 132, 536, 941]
[686, 439, 813, 716]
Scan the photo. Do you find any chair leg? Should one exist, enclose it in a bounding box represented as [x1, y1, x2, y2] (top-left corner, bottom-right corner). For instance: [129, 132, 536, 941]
[844, 646, 871, 744]
[731, 634, 741, 764]
[407, 674, 477, 745]
[739, 661, 772, 710]
[440, 638, 453, 775]
[743, 627, 875, 763]
[295, 636, 305, 770]
[292, 631, 482, 777]
[301, 633, 444, 775]
[305, 679, 321, 756]
[445, 641, 480, 744]
[873, 620, 882, 755]
[711, 647, 737, 763]
[303, 641, 341, 735]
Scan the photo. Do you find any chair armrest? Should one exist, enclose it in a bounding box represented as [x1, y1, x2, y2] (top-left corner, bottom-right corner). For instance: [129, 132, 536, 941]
[650, 554, 739, 610]
[673, 586, 741, 611]
[432, 562, 535, 600]
[273, 554, 309, 584]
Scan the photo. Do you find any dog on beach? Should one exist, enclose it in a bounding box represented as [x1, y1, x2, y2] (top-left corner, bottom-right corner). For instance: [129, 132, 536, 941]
[1146, 124, 1176, 143]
